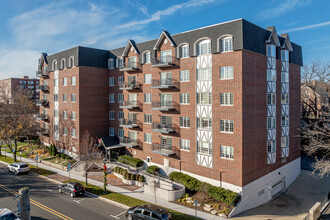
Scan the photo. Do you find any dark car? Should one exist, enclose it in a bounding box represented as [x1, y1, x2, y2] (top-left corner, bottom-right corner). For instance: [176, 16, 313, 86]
[125, 204, 171, 220]
[58, 182, 85, 198]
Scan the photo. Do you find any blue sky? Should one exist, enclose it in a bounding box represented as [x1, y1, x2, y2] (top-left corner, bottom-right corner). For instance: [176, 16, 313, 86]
[0, 0, 329, 80]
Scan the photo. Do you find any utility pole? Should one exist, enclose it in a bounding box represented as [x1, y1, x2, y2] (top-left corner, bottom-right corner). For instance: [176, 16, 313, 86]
[19, 187, 30, 220]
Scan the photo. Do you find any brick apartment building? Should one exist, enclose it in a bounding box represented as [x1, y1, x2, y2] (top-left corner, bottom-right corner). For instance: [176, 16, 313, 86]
[36, 18, 302, 215]
[0, 76, 40, 103]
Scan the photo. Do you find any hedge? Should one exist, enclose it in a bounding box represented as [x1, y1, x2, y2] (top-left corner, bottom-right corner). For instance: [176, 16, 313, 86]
[114, 166, 145, 182]
[169, 172, 238, 205]
[146, 165, 160, 175]
[117, 155, 143, 167]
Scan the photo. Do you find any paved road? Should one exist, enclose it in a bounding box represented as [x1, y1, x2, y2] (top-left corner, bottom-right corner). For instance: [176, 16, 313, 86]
[0, 163, 127, 220]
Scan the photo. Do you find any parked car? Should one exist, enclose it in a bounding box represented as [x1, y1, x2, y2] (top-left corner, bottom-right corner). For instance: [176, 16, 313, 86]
[0, 208, 20, 220]
[58, 182, 85, 198]
[7, 162, 30, 175]
[125, 204, 171, 220]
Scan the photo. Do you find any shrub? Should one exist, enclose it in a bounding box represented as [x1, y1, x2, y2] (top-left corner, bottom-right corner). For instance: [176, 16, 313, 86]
[131, 174, 136, 181]
[117, 155, 143, 167]
[120, 168, 127, 175]
[146, 165, 160, 175]
[127, 173, 132, 180]
[136, 174, 140, 180]
[138, 175, 145, 182]
[61, 153, 67, 159]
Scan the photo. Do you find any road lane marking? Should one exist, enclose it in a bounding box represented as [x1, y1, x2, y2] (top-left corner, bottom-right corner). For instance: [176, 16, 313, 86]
[0, 183, 73, 220]
[110, 210, 126, 219]
[46, 189, 53, 192]
[73, 198, 86, 203]
[110, 215, 120, 219]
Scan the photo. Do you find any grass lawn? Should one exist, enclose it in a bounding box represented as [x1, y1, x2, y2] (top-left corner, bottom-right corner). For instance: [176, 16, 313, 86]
[62, 179, 199, 220]
[0, 155, 18, 164]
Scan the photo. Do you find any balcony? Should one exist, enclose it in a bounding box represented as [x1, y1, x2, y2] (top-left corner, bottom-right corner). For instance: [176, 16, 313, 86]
[119, 62, 140, 72]
[152, 122, 176, 134]
[151, 56, 178, 68]
[36, 85, 49, 92]
[36, 70, 49, 78]
[35, 114, 49, 121]
[119, 82, 140, 90]
[36, 100, 49, 107]
[151, 79, 178, 89]
[119, 118, 141, 128]
[152, 143, 175, 156]
[119, 137, 139, 148]
[36, 128, 49, 136]
[119, 100, 141, 109]
[152, 101, 178, 111]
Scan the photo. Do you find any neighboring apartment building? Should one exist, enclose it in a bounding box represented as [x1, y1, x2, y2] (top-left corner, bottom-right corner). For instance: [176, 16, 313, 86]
[0, 76, 40, 103]
[36, 18, 303, 215]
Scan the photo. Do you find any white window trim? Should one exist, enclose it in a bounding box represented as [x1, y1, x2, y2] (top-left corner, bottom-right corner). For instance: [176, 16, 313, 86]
[218, 35, 233, 53]
[220, 145, 234, 160]
[109, 77, 115, 86]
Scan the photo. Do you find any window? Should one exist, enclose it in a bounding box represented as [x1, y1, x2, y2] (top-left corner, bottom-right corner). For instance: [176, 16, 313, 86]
[63, 94, 67, 102]
[281, 72, 289, 83]
[118, 94, 124, 103]
[180, 116, 190, 128]
[71, 128, 76, 138]
[267, 93, 276, 105]
[144, 52, 150, 63]
[281, 115, 289, 126]
[197, 92, 212, 105]
[54, 79, 59, 87]
[71, 76, 76, 85]
[128, 56, 137, 68]
[69, 56, 74, 67]
[118, 76, 124, 84]
[221, 37, 233, 52]
[267, 45, 276, 58]
[118, 111, 124, 120]
[220, 93, 233, 106]
[109, 94, 115, 103]
[144, 114, 152, 124]
[63, 110, 67, 119]
[61, 59, 66, 69]
[144, 74, 152, 84]
[220, 66, 234, 79]
[220, 145, 234, 159]
[108, 58, 114, 69]
[281, 50, 289, 62]
[267, 117, 276, 129]
[281, 136, 289, 148]
[109, 77, 115, 86]
[43, 94, 47, 100]
[71, 94, 76, 103]
[180, 70, 190, 82]
[109, 111, 115, 120]
[180, 45, 189, 58]
[54, 109, 59, 117]
[63, 127, 68, 135]
[281, 93, 289, 104]
[117, 57, 123, 68]
[144, 94, 152, 103]
[197, 39, 211, 55]
[197, 68, 212, 80]
[197, 142, 212, 155]
[144, 133, 152, 143]
[52, 60, 58, 71]
[54, 94, 59, 101]
[71, 111, 76, 120]
[160, 50, 172, 63]
[220, 120, 234, 133]
[267, 69, 276, 81]
[197, 117, 212, 130]
[180, 139, 190, 151]
[63, 78, 67, 86]
[118, 129, 124, 138]
[180, 93, 190, 105]
[109, 127, 115, 136]
[267, 140, 276, 153]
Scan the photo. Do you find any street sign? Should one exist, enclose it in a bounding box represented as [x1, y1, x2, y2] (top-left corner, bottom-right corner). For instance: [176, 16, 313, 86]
[35, 155, 38, 161]
[194, 200, 198, 206]
[12, 149, 15, 153]
[67, 163, 71, 171]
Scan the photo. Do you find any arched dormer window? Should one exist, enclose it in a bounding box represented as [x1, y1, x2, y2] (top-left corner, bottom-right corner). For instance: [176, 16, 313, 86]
[108, 58, 114, 69]
[195, 38, 211, 56]
[69, 56, 75, 68]
[178, 44, 189, 58]
[143, 51, 151, 64]
[61, 59, 66, 69]
[219, 35, 233, 52]
[116, 57, 123, 68]
[52, 60, 58, 71]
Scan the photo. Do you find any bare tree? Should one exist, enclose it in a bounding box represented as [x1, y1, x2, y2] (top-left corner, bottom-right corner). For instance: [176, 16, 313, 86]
[79, 130, 102, 185]
[58, 113, 77, 156]
[301, 60, 330, 177]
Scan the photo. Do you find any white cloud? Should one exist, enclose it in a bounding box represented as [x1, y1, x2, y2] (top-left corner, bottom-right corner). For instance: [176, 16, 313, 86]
[280, 21, 330, 33]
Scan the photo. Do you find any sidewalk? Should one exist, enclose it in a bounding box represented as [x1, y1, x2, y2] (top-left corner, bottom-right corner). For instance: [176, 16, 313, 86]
[1, 152, 225, 220]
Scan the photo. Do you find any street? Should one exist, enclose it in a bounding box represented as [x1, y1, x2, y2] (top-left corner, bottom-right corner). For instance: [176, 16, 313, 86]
[0, 163, 127, 220]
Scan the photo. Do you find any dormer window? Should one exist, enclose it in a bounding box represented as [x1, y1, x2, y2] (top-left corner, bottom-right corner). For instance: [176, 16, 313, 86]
[52, 60, 58, 71]
[267, 45, 276, 58]
[281, 50, 289, 62]
[221, 36, 233, 52]
[117, 57, 123, 68]
[108, 58, 114, 69]
[69, 56, 75, 68]
[61, 59, 66, 69]
[179, 44, 189, 58]
[143, 52, 150, 63]
[196, 39, 211, 56]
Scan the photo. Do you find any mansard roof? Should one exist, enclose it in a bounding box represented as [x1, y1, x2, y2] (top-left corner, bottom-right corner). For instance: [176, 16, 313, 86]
[153, 30, 176, 50]
[122, 40, 140, 57]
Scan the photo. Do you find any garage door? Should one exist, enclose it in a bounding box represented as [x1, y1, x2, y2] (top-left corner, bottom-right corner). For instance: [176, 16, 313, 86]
[271, 180, 283, 197]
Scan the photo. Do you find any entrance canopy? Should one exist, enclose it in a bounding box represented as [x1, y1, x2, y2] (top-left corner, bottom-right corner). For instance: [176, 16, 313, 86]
[99, 136, 123, 149]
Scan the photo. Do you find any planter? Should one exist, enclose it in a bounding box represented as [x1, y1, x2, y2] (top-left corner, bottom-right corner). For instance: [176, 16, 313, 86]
[122, 179, 135, 185]
[114, 173, 123, 178]
[136, 181, 145, 187]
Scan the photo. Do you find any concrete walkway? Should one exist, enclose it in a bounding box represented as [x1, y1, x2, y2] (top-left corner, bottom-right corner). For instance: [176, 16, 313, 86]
[1, 152, 224, 220]
[232, 170, 330, 220]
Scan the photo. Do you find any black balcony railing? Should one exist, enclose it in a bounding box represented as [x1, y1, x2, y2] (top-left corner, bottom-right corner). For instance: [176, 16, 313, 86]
[151, 55, 179, 67]
[36, 85, 49, 92]
[152, 143, 175, 156]
[119, 100, 141, 109]
[152, 101, 178, 111]
[151, 78, 179, 89]
[152, 122, 177, 134]
[119, 81, 140, 90]
[36, 70, 49, 77]
[35, 114, 49, 121]
[37, 128, 49, 136]
[36, 100, 49, 107]
[119, 118, 141, 128]
[119, 62, 140, 72]
[119, 137, 139, 148]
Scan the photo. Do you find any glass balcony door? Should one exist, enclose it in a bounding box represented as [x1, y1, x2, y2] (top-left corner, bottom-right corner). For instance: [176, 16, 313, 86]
[161, 72, 172, 86]
[161, 94, 172, 107]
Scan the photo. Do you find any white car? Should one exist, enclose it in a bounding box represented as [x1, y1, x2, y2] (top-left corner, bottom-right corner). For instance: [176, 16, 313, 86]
[0, 208, 20, 220]
[7, 162, 30, 175]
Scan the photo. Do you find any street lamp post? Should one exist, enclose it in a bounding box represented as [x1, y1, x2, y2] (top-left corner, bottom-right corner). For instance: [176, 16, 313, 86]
[103, 158, 107, 194]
